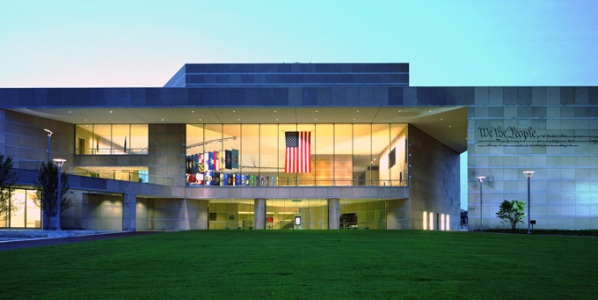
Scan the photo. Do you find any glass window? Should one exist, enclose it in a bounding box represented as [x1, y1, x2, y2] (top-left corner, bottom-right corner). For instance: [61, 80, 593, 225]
[112, 124, 129, 155]
[297, 124, 316, 186]
[372, 124, 389, 186]
[204, 124, 223, 185]
[93, 125, 112, 154]
[334, 124, 353, 186]
[76, 124, 94, 155]
[340, 199, 386, 229]
[130, 124, 148, 154]
[9, 190, 25, 228]
[260, 125, 278, 185]
[76, 124, 148, 155]
[390, 124, 408, 186]
[315, 124, 334, 186]
[26, 190, 41, 228]
[279, 124, 297, 186]
[223, 124, 241, 186]
[353, 124, 372, 186]
[184, 123, 406, 187]
[241, 125, 259, 184]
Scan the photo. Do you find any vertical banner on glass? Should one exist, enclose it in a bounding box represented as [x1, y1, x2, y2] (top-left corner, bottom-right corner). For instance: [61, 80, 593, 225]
[207, 152, 214, 171]
[225, 150, 232, 170]
[232, 149, 239, 169]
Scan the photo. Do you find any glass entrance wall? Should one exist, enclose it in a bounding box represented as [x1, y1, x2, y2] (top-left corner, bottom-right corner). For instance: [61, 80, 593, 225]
[0, 189, 41, 228]
[267, 199, 328, 230]
[205, 199, 385, 230]
[340, 199, 387, 230]
[75, 124, 148, 155]
[208, 199, 255, 230]
[186, 123, 408, 187]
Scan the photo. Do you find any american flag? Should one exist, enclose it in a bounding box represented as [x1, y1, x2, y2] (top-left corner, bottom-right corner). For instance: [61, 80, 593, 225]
[285, 131, 311, 173]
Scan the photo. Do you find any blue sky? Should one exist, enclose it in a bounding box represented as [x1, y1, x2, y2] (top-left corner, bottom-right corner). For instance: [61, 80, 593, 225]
[1, 0, 597, 87]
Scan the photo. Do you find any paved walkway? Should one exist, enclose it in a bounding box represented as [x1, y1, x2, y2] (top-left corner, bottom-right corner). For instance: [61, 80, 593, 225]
[0, 231, 159, 251]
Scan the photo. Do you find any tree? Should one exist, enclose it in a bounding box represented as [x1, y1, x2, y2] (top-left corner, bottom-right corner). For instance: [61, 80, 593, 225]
[496, 200, 525, 231]
[0, 155, 18, 219]
[33, 161, 71, 230]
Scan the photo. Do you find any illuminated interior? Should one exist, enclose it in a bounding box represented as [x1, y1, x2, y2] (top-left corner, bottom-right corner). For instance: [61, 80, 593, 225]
[208, 199, 387, 230]
[75, 124, 148, 155]
[0, 189, 41, 228]
[186, 123, 408, 187]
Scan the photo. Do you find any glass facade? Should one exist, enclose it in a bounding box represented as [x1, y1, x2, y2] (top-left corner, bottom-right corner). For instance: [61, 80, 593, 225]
[75, 124, 148, 155]
[340, 199, 386, 230]
[186, 124, 408, 187]
[207, 199, 386, 230]
[0, 189, 41, 228]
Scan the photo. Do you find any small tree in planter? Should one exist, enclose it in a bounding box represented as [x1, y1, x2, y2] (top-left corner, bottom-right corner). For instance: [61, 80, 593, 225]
[33, 162, 71, 230]
[496, 200, 525, 232]
[0, 155, 18, 220]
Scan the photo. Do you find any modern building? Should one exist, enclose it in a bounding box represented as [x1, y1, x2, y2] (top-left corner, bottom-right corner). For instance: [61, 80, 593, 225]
[0, 63, 596, 231]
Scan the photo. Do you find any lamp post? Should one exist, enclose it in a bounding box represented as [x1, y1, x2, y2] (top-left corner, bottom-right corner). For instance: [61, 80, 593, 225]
[44, 129, 53, 162]
[477, 176, 486, 231]
[53, 158, 66, 230]
[523, 170, 534, 234]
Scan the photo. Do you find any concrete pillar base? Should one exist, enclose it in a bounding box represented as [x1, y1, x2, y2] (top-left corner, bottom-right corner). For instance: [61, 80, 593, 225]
[254, 198, 266, 230]
[328, 198, 340, 230]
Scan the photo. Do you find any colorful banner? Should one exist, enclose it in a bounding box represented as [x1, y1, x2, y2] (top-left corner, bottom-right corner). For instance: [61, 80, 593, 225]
[225, 150, 232, 170]
[232, 149, 239, 169]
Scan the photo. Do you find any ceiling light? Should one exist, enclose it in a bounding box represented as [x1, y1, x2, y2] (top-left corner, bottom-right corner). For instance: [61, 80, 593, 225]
[110, 110, 113, 114]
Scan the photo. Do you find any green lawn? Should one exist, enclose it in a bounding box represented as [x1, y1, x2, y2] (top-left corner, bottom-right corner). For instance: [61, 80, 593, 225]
[1, 230, 597, 299]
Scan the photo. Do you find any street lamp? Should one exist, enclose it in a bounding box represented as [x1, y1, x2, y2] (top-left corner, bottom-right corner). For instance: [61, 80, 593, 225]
[523, 170, 535, 234]
[477, 176, 486, 231]
[44, 129, 53, 162]
[53, 158, 66, 230]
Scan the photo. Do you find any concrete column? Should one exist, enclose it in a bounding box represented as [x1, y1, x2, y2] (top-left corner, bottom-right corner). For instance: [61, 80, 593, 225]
[194, 200, 209, 230]
[254, 198, 266, 230]
[177, 199, 192, 231]
[122, 193, 137, 231]
[148, 124, 186, 187]
[328, 198, 340, 230]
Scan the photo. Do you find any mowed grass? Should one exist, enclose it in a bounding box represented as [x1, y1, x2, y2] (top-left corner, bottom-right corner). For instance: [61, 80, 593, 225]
[1, 230, 597, 299]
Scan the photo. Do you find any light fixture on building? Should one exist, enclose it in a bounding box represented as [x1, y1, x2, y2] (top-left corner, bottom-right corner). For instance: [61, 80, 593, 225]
[44, 129, 53, 162]
[53, 158, 67, 231]
[477, 176, 486, 231]
[523, 170, 535, 234]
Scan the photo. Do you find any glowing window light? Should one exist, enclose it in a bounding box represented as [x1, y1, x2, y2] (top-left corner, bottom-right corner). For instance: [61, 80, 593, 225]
[429, 212, 434, 230]
[423, 211, 428, 230]
[446, 215, 450, 231]
[440, 214, 445, 231]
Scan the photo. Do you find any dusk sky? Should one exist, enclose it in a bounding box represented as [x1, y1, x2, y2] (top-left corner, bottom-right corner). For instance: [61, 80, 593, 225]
[1, 0, 598, 87]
